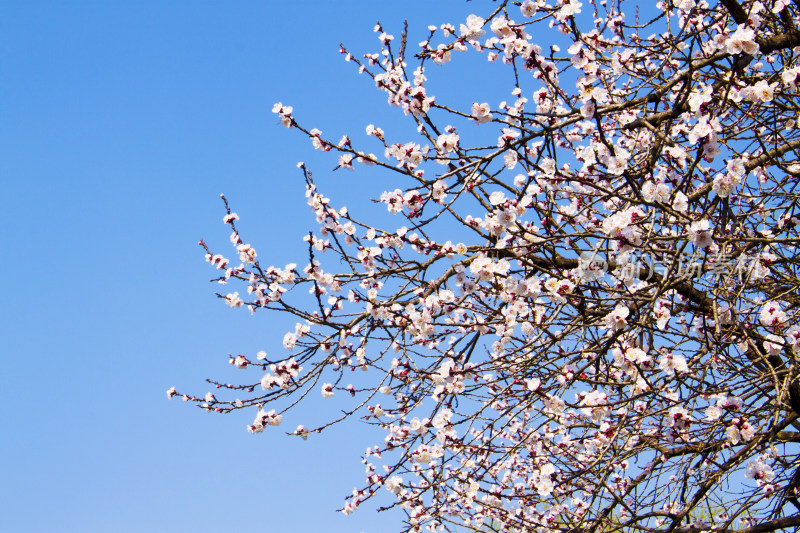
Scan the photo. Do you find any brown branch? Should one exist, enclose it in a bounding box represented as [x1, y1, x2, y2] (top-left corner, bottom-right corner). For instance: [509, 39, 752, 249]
[719, 0, 748, 25]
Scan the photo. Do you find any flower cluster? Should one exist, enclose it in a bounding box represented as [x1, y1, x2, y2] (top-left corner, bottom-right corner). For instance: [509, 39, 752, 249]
[175, 2, 800, 531]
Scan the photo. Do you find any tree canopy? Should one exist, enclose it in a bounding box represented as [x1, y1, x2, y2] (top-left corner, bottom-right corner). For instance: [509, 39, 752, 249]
[172, 1, 800, 531]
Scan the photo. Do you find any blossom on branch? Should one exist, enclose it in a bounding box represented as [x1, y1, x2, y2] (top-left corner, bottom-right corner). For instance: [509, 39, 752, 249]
[176, 2, 800, 531]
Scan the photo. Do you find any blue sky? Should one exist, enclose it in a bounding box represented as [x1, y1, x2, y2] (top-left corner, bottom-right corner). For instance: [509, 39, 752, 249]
[0, 2, 505, 532]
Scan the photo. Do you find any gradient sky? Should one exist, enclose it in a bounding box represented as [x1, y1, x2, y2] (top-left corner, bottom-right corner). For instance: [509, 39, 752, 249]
[0, 2, 509, 532]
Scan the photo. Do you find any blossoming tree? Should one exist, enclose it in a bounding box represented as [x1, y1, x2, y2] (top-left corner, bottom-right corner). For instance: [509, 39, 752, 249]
[171, 0, 800, 531]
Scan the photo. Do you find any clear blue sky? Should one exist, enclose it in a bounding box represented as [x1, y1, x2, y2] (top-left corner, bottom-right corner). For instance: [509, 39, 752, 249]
[0, 2, 507, 532]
